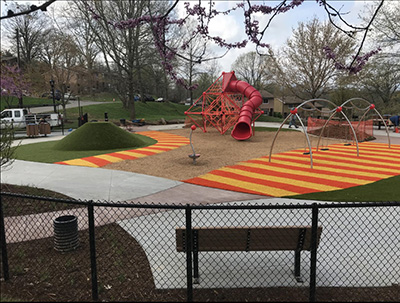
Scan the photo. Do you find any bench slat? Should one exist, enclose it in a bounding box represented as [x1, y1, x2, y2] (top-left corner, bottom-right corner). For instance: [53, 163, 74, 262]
[176, 226, 322, 252]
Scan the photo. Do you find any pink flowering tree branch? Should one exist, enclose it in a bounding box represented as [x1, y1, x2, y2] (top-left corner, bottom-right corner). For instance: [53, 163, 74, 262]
[319, 0, 385, 74]
[86, 0, 385, 88]
[2, 0, 384, 87]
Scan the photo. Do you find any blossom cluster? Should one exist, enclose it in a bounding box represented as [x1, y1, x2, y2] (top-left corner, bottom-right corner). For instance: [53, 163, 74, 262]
[323, 46, 381, 74]
[0, 64, 30, 98]
[87, 0, 376, 88]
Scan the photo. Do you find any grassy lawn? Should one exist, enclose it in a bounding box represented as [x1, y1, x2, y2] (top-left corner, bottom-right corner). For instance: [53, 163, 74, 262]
[15, 123, 156, 163]
[63, 101, 191, 125]
[13, 139, 155, 163]
[1, 93, 122, 111]
[289, 175, 400, 202]
[0, 96, 61, 111]
[79, 92, 122, 102]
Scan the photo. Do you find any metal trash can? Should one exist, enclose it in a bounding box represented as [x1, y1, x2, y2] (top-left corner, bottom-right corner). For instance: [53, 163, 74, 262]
[53, 215, 79, 252]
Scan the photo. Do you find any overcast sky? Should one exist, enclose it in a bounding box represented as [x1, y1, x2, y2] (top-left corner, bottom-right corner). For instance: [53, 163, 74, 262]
[183, 0, 373, 73]
[1, 0, 378, 74]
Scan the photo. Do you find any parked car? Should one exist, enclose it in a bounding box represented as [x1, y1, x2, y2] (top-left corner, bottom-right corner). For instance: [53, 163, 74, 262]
[143, 94, 155, 101]
[64, 92, 77, 100]
[42, 90, 61, 100]
[133, 94, 155, 101]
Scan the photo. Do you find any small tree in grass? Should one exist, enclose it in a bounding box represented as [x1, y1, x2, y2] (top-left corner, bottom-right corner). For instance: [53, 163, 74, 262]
[0, 123, 18, 170]
[0, 63, 28, 170]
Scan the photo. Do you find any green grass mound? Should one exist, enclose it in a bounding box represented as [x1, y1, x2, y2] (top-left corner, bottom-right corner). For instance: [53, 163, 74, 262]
[54, 122, 148, 151]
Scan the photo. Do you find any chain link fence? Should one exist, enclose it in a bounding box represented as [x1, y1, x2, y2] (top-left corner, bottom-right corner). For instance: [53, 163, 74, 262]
[1, 192, 399, 302]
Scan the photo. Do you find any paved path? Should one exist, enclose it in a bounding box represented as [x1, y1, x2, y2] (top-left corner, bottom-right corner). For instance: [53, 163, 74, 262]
[28, 100, 114, 114]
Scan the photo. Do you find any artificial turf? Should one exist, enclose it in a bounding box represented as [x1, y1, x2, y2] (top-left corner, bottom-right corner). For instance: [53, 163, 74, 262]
[287, 175, 400, 202]
[13, 122, 156, 163]
[53, 122, 150, 150]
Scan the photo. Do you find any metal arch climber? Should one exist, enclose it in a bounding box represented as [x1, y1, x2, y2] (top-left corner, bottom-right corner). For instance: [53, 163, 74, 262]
[269, 99, 359, 169]
[314, 101, 360, 156]
[340, 98, 391, 148]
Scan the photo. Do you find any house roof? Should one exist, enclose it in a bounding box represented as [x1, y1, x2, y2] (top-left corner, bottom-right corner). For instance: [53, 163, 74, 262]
[259, 90, 274, 98]
[277, 96, 325, 108]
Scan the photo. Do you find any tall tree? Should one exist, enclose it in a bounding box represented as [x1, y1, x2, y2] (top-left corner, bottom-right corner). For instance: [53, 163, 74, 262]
[231, 51, 272, 90]
[358, 1, 400, 113]
[174, 19, 214, 104]
[40, 29, 79, 117]
[357, 58, 400, 108]
[191, 60, 221, 100]
[270, 18, 356, 100]
[1, 1, 386, 79]
[364, 1, 400, 60]
[53, 2, 101, 95]
[2, 3, 51, 65]
[72, 0, 157, 119]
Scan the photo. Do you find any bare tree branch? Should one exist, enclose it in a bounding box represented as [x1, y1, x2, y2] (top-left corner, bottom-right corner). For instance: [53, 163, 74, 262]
[0, 0, 57, 20]
[162, 0, 179, 19]
[349, 0, 384, 69]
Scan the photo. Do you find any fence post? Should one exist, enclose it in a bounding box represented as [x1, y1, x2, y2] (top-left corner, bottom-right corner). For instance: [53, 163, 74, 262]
[309, 203, 319, 302]
[88, 201, 99, 301]
[0, 195, 9, 280]
[185, 204, 193, 302]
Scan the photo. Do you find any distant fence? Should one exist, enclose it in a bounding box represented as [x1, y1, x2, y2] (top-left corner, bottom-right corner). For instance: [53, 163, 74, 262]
[307, 117, 374, 141]
[1, 192, 399, 302]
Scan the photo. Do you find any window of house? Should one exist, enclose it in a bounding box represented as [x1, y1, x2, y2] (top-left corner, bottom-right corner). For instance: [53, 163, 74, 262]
[263, 99, 269, 104]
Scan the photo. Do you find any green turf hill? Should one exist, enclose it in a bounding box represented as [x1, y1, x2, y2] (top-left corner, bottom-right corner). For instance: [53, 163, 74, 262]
[54, 122, 150, 151]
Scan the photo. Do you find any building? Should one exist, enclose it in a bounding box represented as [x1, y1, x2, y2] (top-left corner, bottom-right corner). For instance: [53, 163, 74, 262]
[259, 90, 275, 116]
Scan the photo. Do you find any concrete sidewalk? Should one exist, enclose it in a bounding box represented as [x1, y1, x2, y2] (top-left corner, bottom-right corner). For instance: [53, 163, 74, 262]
[1, 160, 183, 201]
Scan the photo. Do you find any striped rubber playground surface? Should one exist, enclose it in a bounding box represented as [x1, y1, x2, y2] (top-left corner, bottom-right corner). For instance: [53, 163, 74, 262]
[183, 142, 400, 197]
[55, 131, 190, 168]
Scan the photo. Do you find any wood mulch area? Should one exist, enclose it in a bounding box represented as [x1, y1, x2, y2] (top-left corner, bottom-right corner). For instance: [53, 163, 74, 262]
[104, 127, 343, 181]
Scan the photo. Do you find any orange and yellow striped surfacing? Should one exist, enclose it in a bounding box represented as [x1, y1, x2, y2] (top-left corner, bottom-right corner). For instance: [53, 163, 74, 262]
[183, 142, 400, 197]
[55, 131, 189, 168]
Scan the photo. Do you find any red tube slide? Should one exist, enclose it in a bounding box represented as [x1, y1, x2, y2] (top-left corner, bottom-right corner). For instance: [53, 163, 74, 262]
[222, 71, 263, 140]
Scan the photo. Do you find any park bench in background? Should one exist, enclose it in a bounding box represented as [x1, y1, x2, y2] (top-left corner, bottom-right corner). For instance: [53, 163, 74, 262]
[176, 226, 323, 283]
[372, 114, 392, 130]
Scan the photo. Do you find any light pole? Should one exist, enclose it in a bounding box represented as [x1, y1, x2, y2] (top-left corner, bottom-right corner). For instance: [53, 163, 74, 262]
[16, 28, 23, 108]
[49, 79, 56, 113]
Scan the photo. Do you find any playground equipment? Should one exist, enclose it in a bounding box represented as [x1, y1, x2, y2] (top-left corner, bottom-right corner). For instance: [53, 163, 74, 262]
[269, 98, 390, 168]
[185, 71, 263, 141]
[188, 125, 200, 164]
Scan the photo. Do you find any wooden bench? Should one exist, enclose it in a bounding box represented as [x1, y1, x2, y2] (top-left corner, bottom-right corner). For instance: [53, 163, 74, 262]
[372, 115, 392, 130]
[176, 226, 323, 283]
